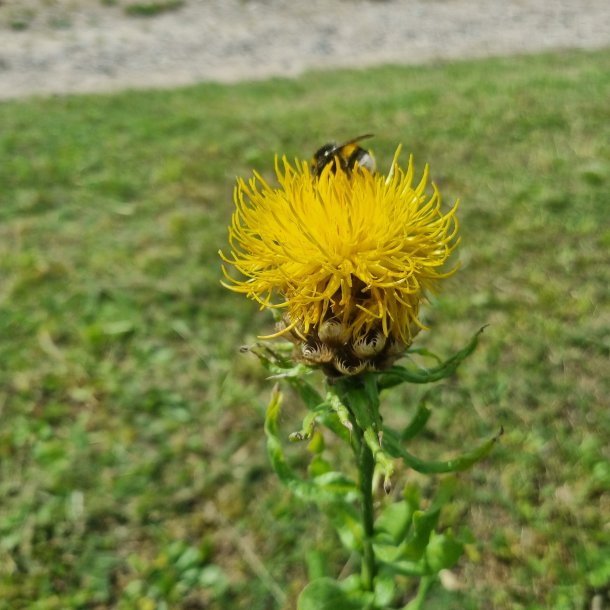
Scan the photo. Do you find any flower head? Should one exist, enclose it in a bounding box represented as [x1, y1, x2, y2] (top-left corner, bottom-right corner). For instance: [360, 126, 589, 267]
[220, 145, 459, 376]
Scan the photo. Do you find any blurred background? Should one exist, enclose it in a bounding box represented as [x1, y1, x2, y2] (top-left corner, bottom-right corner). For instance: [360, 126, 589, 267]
[0, 1, 609, 609]
[1, 0, 610, 98]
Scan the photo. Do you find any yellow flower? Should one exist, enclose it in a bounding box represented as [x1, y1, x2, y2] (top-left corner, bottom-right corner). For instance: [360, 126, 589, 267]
[220, 146, 459, 376]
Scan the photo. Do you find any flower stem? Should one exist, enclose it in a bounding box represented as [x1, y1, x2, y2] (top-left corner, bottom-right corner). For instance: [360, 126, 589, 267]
[356, 422, 376, 592]
[402, 575, 434, 610]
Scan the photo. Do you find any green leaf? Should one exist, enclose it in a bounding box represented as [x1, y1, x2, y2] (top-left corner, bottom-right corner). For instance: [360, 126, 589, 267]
[318, 410, 352, 443]
[246, 342, 298, 372]
[289, 408, 322, 442]
[307, 430, 325, 454]
[327, 391, 356, 437]
[253, 344, 324, 412]
[308, 454, 332, 478]
[325, 502, 363, 552]
[383, 426, 502, 474]
[403, 509, 441, 561]
[363, 426, 395, 484]
[373, 533, 405, 563]
[428, 476, 458, 512]
[290, 400, 345, 443]
[297, 578, 373, 610]
[375, 500, 412, 544]
[400, 400, 432, 441]
[335, 376, 378, 431]
[403, 482, 422, 511]
[379, 559, 426, 577]
[374, 486, 424, 564]
[329, 379, 394, 484]
[376, 327, 486, 389]
[288, 377, 326, 411]
[306, 550, 329, 581]
[362, 373, 382, 416]
[264, 385, 299, 484]
[265, 387, 354, 504]
[373, 567, 396, 608]
[247, 343, 328, 414]
[425, 531, 464, 573]
[406, 347, 444, 364]
[313, 471, 359, 497]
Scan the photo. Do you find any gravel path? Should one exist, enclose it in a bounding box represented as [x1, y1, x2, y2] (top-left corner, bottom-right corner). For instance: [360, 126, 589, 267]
[1, 0, 609, 100]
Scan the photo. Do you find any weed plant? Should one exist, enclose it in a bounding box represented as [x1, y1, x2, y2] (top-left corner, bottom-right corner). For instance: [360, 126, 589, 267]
[0, 49, 608, 609]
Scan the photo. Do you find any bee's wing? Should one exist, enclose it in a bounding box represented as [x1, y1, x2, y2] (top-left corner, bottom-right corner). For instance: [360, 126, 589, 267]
[338, 133, 374, 150]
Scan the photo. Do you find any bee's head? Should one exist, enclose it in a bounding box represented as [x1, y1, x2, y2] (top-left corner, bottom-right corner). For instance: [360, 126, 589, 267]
[312, 142, 340, 175]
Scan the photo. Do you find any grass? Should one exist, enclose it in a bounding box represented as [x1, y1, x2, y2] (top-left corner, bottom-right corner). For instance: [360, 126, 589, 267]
[0, 48, 609, 610]
[0, 1, 185, 30]
[123, 1, 185, 18]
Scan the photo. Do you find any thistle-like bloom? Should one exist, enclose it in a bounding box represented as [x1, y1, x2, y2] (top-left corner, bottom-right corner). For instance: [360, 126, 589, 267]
[220, 146, 459, 376]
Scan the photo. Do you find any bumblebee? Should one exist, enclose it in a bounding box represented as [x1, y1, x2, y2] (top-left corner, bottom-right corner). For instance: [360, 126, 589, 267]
[312, 134, 376, 177]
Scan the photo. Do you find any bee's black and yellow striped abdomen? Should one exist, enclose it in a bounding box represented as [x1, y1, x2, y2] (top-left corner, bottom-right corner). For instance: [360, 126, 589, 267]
[312, 134, 376, 177]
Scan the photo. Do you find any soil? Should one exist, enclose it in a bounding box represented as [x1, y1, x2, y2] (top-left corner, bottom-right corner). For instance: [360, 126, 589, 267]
[0, 0, 609, 100]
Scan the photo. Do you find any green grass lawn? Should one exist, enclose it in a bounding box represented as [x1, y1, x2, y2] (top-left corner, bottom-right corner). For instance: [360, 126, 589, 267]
[1, 48, 609, 610]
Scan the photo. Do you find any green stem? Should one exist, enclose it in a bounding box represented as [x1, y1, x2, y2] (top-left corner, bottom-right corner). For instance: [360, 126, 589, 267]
[356, 422, 376, 592]
[334, 376, 379, 593]
[402, 575, 434, 610]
